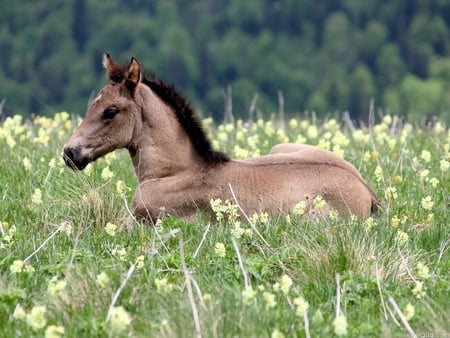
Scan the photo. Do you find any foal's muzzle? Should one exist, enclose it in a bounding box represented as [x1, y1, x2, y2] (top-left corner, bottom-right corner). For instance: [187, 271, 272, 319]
[63, 147, 90, 170]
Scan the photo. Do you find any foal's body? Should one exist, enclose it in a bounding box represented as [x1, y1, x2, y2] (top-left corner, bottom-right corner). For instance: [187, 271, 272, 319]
[64, 54, 377, 223]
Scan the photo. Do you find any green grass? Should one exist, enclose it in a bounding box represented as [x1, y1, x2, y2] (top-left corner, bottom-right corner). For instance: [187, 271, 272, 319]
[0, 113, 449, 337]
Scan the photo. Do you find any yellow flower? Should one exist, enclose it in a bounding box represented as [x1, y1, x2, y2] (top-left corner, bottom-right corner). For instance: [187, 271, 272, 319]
[412, 281, 425, 299]
[96, 271, 110, 289]
[10, 260, 24, 273]
[420, 150, 431, 163]
[214, 242, 226, 258]
[374, 166, 383, 182]
[293, 201, 307, 216]
[403, 303, 415, 321]
[313, 195, 326, 210]
[12, 304, 27, 320]
[440, 159, 449, 172]
[415, 262, 430, 279]
[22, 157, 32, 171]
[421, 196, 434, 211]
[391, 215, 400, 228]
[47, 276, 67, 296]
[293, 296, 309, 317]
[271, 328, 285, 338]
[135, 255, 145, 269]
[105, 222, 117, 236]
[230, 221, 245, 238]
[45, 325, 65, 338]
[26, 305, 47, 331]
[116, 180, 127, 194]
[101, 166, 114, 181]
[111, 245, 127, 261]
[242, 286, 257, 305]
[332, 314, 348, 336]
[429, 178, 439, 188]
[155, 277, 173, 294]
[263, 291, 276, 309]
[109, 306, 132, 332]
[307, 125, 318, 139]
[279, 275, 293, 295]
[31, 188, 43, 205]
[395, 230, 409, 246]
[393, 175, 402, 184]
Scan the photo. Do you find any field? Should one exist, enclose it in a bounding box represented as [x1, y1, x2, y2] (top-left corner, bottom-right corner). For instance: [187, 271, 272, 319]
[0, 112, 449, 337]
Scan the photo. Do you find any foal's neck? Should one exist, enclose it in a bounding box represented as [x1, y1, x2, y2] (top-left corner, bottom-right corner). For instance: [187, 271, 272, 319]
[129, 85, 205, 182]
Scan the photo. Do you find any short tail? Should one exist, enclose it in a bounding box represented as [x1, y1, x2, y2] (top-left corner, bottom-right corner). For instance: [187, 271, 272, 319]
[370, 195, 379, 214]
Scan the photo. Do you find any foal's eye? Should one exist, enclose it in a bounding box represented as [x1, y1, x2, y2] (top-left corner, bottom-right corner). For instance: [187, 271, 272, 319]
[103, 107, 119, 119]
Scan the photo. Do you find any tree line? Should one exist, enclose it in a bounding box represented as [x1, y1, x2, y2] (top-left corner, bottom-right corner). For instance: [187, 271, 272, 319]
[1, 0, 449, 122]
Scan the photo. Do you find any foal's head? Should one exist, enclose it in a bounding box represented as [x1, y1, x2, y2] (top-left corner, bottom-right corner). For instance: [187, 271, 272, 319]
[64, 54, 143, 170]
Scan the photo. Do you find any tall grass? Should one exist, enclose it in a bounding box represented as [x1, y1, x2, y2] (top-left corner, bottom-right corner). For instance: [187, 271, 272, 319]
[0, 112, 449, 337]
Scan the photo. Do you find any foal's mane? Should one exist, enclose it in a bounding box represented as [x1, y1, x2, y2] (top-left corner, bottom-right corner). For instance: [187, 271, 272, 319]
[142, 73, 230, 164]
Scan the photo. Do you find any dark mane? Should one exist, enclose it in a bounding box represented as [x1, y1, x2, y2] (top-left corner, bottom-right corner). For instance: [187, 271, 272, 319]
[142, 73, 229, 164]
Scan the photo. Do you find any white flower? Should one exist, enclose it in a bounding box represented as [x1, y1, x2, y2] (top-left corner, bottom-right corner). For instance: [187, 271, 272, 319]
[31, 188, 43, 205]
[26, 305, 47, 331]
[214, 242, 226, 258]
[105, 222, 117, 236]
[96, 271, 110, 289]
[12, 304, 27, 320]
[279, 275, 293, 295]
[293, 296, 309, 317]
[47, 276, 67, 296]
[242, 286, 257, 305]
[45, 325, 65, 338]
[263, 292, 276, 309]
[333, 314, 348, 336]
[155, 277, 173, 294]
[109, 306, 132, 332]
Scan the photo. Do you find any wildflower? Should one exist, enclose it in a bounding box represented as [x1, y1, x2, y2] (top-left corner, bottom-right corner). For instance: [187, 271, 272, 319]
[421, 196, 434, 211]
[214, 242, 226, 258]
[45, 325, 65, 338]
[313, 195, 326, 210]
[364, 217, 375, 232]
[332, 314, 348, 336]
[135, 255, 145, 269]
[307, 125, 318, 139]
[26, 305, 47, 331]
[31, 188, 43, 205]
[293, 201, 307, 216]
[403, 303, 415, 321]
[371, 151, 378, 160]
[105, 222, 117, 236]
[12, 304, 27, 320]
[395, 230, 409, 246]
[420, 150, 431, 163]
[384, 187, 398, 201]
[412, 281, 425, 299]
[263, 291, 277, 309]
[109, 306, 132, 332]
[312, 309, 324, 325]
[230, 221, 245, 239]
[429, 178, 439, 188]
[60, 221, 73, 236]
[96, 271, 110, 289]
[6, 135, 16, 148]
[242, 286, 257, 305]
[391, 215, 400, 228]
[47, 276, 67, 296]
[155, 277, 173, 294]
[111, 245, 127, 261]
[116, 180, 127, 194]
[374, 166, 383, 182]
[393, 175, 402, 184]
[440, 159, 449, 172]
[101, 166, 114, 181]
[10, 260, 24, 273]
[293, 296, 309, 317]
[288, 118, 298, 129]
[271, 328, 285, 338]
[279, 275, 293, 295]
[415, 263, 430, 280]
[22, 157, 32, 171]
[419, 169, 429, 179]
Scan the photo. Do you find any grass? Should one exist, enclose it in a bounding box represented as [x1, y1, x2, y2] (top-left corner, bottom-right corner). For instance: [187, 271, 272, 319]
[0, 112, 449, 337]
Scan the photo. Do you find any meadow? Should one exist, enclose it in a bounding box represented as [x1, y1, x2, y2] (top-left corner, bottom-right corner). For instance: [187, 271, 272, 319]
[0, 111, 449, 338]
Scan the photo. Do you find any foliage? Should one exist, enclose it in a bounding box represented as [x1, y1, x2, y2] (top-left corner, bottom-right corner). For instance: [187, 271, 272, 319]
[0, 0, 450, 122]
[0, 111, 449, 337]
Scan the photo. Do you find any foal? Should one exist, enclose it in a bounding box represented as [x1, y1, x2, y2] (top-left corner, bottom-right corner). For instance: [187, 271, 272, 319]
[64, 54, 378, 223]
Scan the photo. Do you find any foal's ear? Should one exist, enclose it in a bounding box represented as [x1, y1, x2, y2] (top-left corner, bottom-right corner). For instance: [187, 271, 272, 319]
[103, 53, 123, 83]
[125, 57, 141, 92]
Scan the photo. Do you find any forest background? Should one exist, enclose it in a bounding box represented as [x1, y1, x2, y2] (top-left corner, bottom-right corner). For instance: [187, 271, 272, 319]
[1, 0, 450, 123]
